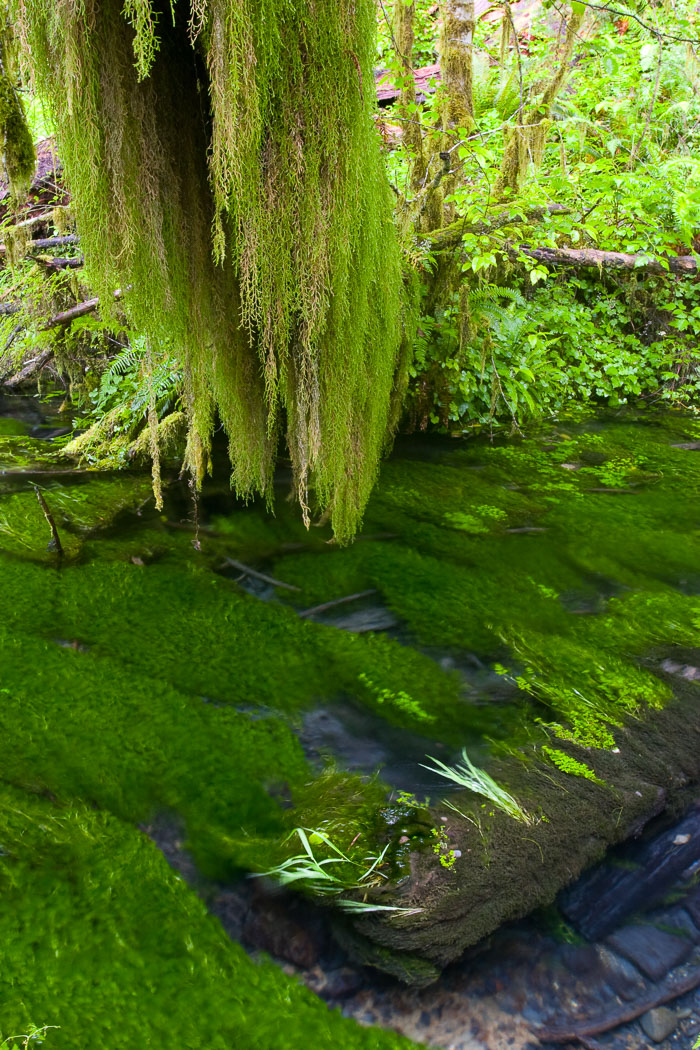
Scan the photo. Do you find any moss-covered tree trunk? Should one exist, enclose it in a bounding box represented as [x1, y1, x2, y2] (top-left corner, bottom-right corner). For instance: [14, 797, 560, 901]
[495, 7, 584, 196]
[11, 0, 410, 542]
[440, 0, 475, 141]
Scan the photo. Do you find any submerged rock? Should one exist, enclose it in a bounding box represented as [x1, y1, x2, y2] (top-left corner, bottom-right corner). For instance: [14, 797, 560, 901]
[640, 1006, 679, 1043]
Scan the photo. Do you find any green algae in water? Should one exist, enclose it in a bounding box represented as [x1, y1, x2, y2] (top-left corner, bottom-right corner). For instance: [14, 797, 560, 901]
[270, 412, 700, 757]
[0, 475, 154, 561]
[3, 408, 700, 1023]
[0, 784, 416, 1050]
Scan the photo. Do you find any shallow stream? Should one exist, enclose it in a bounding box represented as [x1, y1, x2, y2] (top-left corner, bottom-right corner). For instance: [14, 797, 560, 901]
[1, 394, 700, 1048]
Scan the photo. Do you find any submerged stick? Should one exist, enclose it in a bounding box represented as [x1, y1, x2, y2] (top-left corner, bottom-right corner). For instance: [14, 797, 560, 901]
[222, 557, 300, 592]
[536, 966, 700, 1042]
[299, 589, 377, 618]
[34, 485, 63, 557]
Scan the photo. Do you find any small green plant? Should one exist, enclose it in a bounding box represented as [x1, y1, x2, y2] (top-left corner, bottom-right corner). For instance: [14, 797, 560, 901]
[254, 827, 421, 914]
[359, 673, 435, 723]
[420, 749, 531, 824]
[430, 826, 458, 869]
[0, 1027, 57, 1048]
[541, 746, 603, 784]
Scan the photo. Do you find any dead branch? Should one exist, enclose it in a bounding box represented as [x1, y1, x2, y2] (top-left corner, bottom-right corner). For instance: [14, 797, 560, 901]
[34, 485, 64, 557]
[299, 589, 378, 618]
[536, 965, 700, 1043]
[222, 557, 301, 592]
[428, 203, 572, 251]
[42, 287, 126, 328]
[1, 207, 72, 233]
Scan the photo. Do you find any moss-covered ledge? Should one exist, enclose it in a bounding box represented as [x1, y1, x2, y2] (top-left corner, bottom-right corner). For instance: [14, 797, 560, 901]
[342, 662, 700, 984]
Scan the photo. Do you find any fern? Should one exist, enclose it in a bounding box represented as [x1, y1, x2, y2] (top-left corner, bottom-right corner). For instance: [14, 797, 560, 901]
[104, 346, 143, 380]
[468, 284, 525, 308]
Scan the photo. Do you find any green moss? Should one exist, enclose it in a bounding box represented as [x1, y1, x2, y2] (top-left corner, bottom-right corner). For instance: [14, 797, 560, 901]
[0, 474, 154, 561]
[268, 412, 700, 754]
[0, 784, 417, 1049]
[0, 34, 34, 201]
[3, 408, 700, 995]
[0, 619, 309, 875]
[541, 746, 602, 783]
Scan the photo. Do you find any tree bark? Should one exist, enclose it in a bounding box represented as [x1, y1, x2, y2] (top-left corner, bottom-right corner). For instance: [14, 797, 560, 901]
[393, 0, 425, 191]
[440, 0, 475, 135]
[495, 6, 584, 196]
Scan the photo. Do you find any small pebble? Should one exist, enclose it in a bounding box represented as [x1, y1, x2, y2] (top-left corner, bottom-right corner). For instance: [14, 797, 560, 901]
[640, 1006, 678, 1043]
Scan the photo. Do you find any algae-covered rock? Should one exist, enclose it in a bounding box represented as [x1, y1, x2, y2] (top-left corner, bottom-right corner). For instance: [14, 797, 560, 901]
[258, 410, 700, 977]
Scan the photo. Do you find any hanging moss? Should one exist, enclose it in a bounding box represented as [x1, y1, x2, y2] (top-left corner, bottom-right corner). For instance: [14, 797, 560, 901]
[12, 0, 409, 542]
[438, 0, 474, 139]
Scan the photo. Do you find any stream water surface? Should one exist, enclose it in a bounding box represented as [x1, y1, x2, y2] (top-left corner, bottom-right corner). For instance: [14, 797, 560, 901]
[1, 394, 700, 1049]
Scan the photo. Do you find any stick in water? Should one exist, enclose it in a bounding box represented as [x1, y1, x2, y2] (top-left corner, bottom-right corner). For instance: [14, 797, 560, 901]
[34, 485, 64, 557]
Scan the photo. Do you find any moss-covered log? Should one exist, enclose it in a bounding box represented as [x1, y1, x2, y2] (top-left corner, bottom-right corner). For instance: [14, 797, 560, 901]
[11, 0, 410, 541]
[344, 668, 700, 983]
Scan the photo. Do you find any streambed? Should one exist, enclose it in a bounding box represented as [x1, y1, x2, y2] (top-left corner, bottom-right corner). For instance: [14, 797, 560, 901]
[1, 394, 700, 1047]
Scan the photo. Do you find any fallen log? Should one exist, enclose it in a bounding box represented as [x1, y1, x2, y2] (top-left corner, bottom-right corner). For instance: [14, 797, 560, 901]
[40, 256, 83, 272]
[429, 220, 700, 274]
[2, 347, 54, 388]
[513, 244, 699, 274]
[0, 234, 79, 255]
[1, 289, 128, 388]
[559, 801, 700, 939]
[342, 664, 700, 985]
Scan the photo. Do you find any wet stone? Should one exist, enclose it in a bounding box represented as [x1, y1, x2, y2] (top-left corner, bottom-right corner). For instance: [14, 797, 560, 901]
[686, 888, 700, 930]
[644, 906, 700, 944]
[208, 889, 250, 941]
[242, 902, 322, 969]
[557, 943, 602, 977]
[640, 1006, 679, 1043]
[605, 926, 692, 981]
[595, 945, 648, 1002]
[305, 965, 365, 1001]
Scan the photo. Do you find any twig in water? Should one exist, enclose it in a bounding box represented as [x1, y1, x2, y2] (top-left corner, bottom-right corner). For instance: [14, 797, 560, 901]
[222, 556, 300, 592]
[536, 965, 700, 1042]
[299, 589, 377, 618]
[34, 485, 63, 557]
